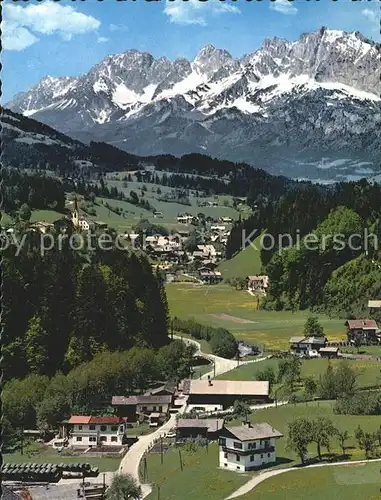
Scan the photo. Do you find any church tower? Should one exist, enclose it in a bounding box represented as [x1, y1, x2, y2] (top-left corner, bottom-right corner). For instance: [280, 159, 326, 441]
[72, 197, 79, 228]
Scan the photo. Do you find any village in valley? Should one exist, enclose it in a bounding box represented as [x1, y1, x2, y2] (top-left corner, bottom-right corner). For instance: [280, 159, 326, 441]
[2, 3, 381, 498]
[3, 159, 381, 499]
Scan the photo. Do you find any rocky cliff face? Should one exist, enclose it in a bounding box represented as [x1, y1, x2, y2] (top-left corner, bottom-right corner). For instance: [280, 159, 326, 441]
[8, 27, 381, 180]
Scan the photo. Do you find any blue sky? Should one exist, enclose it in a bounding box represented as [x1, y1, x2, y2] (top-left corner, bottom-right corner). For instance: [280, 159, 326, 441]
[2, 0, 380, 102]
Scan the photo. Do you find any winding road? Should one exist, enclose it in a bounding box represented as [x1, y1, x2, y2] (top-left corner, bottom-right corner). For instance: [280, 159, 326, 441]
[119, 335, 271, 498]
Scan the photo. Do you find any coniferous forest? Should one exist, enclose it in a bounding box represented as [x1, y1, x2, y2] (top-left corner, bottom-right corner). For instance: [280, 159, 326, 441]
[2, 241, 169, 381]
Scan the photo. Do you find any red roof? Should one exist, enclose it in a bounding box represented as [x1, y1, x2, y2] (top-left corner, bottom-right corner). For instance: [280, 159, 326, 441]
[88, 416, 125, 425]
[67, 415, 125, 425]
[347, 319, 378, 330]
[67, 416, 91, 424]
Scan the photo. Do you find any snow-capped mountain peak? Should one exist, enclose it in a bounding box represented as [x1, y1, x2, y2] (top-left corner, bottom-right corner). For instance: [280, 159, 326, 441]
[7, 27, 381, 179]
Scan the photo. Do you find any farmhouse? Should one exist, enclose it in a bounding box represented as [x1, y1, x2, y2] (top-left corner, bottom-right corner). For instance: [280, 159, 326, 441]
[247, 275, 269, 294]
[346, 319, 380, 345]
[61, 416, 127, 448]
[176, 418, 224, 442]
[289, 336, 326, 355]
[199, 269, 223, 284]
[218, 422, 283, 472]
[319, 347, 339, 358]
[112, 394, 173, 422]
[182, 379, 270, 409]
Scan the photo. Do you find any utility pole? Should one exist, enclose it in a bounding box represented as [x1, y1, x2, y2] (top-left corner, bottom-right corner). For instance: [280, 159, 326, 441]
[160, 436, 163, 465]
[179, 450, 183, 471]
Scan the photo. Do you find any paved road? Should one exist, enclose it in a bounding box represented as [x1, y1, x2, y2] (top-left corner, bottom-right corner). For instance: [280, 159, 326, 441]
[172, 334, 271, 379]
[225, 458, 381, 499]
[118, 409, 186, 498]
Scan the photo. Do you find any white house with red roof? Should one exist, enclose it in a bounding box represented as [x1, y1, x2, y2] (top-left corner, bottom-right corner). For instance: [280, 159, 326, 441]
[61, 416, 127, 448]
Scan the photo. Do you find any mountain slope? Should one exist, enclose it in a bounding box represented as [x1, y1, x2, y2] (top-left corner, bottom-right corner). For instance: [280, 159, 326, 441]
[7, 28, 381, 180]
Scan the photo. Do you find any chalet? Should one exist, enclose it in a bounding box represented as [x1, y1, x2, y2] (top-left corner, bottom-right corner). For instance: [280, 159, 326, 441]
[289, 336, 326, 356]
[176, 418, 224, 442]
[247, 276, 269, 294]
[218, 422, 283, 472]
[346, 319, 380, 345]
[177, 214, 194, 224]
[112, 394, 173, 422]
[60, 416, 127, 448]
[182, 379, 270, 409]
[199, 269, 223, 284]
[319, 347, 339, 358]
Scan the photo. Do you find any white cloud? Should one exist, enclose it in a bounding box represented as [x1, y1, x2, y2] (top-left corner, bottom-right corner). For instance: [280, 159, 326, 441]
[2, 20, 39, 51]
[362, 8, 377, 23]
[270, 0, 298, 16]
[164, 0, 240, 26]
[2, 1, 101, 50]
[109, 24, 129, 33]
[98, 36, 109, 43]
[362, 7, 380, 37]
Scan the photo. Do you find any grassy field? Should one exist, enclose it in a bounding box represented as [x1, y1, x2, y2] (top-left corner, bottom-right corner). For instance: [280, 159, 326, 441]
[218, 238, 262, 279]
[238, 462, 381, 500]
[141, 402, 381, 500]
[3, 443, 120, 472]
[142, 443, 249, 500]
[30, 209, 65, 223]
[166, 283, 346, 350]
[229, 400, 381, 464]
[102, 178, 243, 232]
[218, 357, 381, 391]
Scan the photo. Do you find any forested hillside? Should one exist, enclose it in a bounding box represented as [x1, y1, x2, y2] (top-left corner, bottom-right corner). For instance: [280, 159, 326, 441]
[226, 179, 381, 317]
[2, 242, 169, 381]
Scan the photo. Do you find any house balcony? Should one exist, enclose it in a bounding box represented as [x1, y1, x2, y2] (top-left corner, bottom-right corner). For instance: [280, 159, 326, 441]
[220, 445, 275, 456]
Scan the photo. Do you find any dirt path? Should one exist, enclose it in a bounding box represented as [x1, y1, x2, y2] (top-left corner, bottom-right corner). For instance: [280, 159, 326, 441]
[225, 458, 381, 499]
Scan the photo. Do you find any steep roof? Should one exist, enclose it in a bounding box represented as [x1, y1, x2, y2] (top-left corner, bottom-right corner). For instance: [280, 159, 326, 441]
[177, 418, 224, 433]
[224, 422, 283, 441]
[112, 394, 173, 405]
[67, 416, 91, 425]
[88, 416, 125, 425]
[346, 319, 378, 330]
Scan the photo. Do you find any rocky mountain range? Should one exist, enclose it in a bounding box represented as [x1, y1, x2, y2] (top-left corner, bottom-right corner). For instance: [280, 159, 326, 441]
[7, 27, 381, 181]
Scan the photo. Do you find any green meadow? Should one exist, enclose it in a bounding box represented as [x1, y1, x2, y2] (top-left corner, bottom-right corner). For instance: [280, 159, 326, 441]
[238, 462, 381, 500]
[218, 357, 381, 391]
[166, 283, 346, 350]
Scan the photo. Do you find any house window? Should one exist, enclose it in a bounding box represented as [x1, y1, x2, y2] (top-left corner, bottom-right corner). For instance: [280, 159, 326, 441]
[100, 436, 107, 442]
[78, 425, 83, 430]
[89, 437, 96, 442]
[89, 425, 96, 430]
[76, 437, 82, 442]
[159, 406, 163, 412]
[248, 442, 256, 449]
[111, 436, 118, 442]
[219, 438, 226, 447]
[142, 406, 147, 412]
[100, 425, 107, 432]
[250, 455, 254, 462]
[111, 426, 118, 432]
[260, 454, 263, 459]
[268, 453, 271, 458]
[233, 441, 243, 450]
[224, 452, 228, 459]
[236, 455, 240, 462]
[153, 406, 157, 412]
